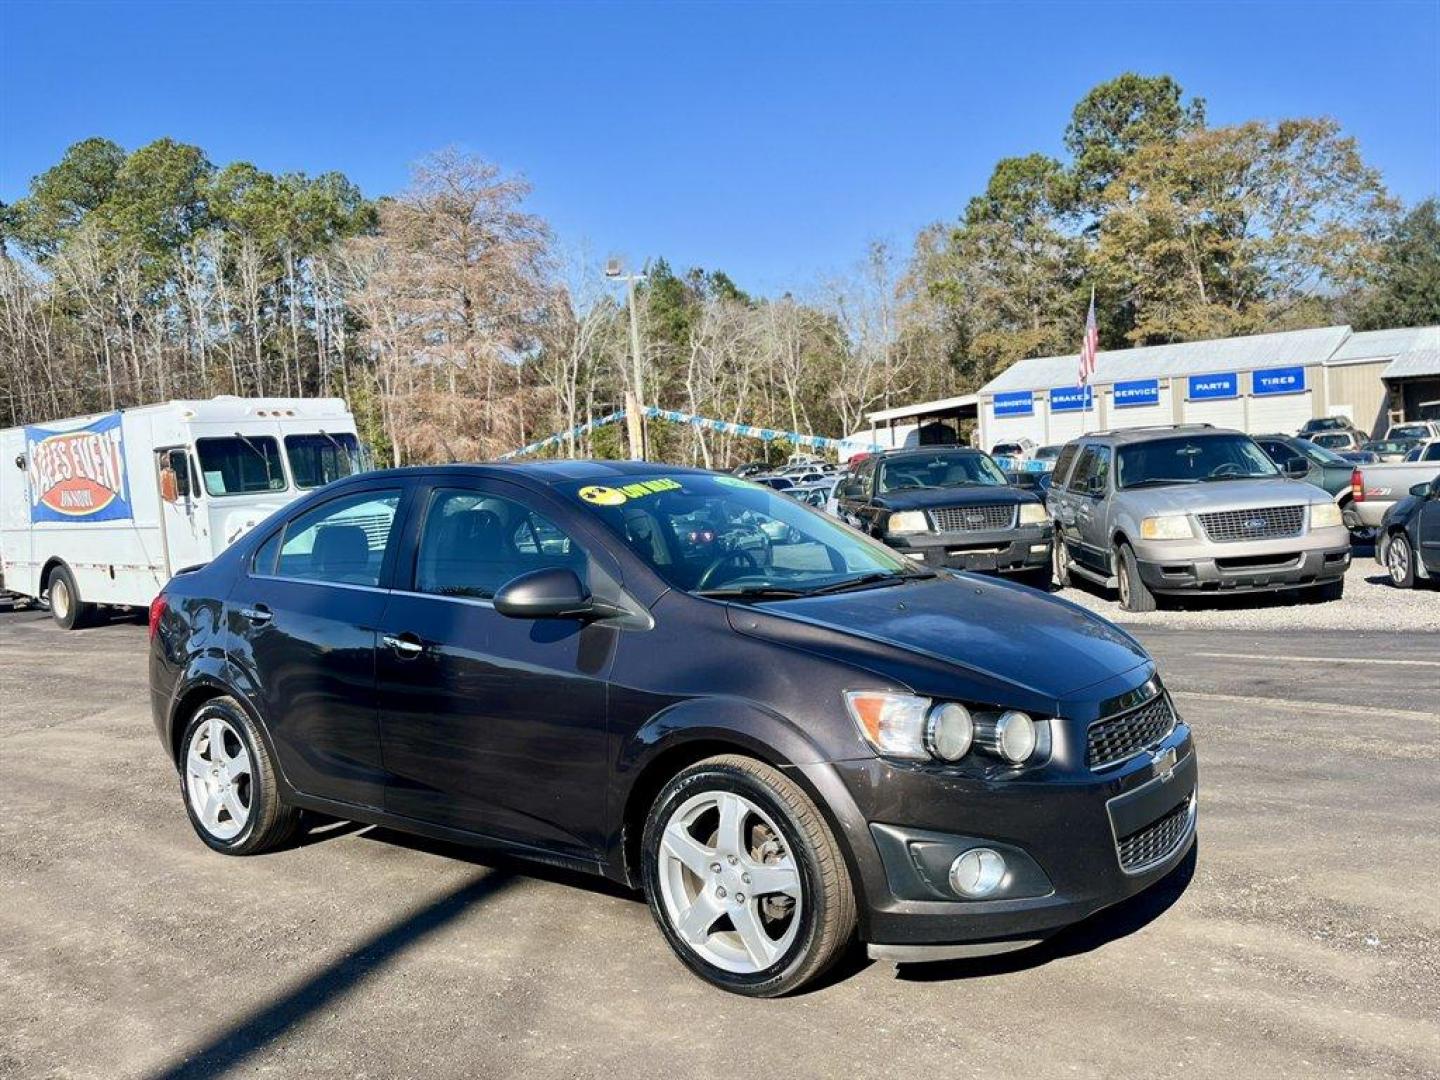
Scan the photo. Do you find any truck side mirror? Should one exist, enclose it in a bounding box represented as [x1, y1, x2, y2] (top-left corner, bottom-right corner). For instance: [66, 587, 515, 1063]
[1086, 474, 1105, 496]
[1283, 457, 1309, 479]
[160, 467, 179, 504]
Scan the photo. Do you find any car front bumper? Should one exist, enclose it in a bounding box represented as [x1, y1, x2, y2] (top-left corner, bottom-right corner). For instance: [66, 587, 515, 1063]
[1130, 526, 1351, 595]
[808, 719, 1197, 958]
[885, 524, 1052, 575]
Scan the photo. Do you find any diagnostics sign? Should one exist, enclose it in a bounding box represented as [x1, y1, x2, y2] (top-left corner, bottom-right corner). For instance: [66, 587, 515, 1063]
[24, 412, 133, 522]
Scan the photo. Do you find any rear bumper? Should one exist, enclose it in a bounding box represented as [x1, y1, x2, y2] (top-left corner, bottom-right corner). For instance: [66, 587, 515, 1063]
[886, 524, 1052, 575]
[1135, 543, 1350, 595]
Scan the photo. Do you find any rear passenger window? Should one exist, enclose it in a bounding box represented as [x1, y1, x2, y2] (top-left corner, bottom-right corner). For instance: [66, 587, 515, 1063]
[275, 490, 400, 587]
[1067, 446, 1098, 491]
[416, 490, 587, 600]
[1051, 443, 1080, 487]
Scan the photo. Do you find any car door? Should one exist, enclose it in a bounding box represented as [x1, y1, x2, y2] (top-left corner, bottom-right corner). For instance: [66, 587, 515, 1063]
[1067, 445, 1113, 575]
[1046, 443, 1081, 559]
[228, 483, 406, 809]
[835, 461, 872, 530]
[376, 479, 615, 857]
[1419, 477, 1440, 574]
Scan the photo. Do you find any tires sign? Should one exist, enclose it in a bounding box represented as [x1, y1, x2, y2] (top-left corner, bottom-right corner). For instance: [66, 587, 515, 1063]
[24, 412, 133, 523]
[1252, 366, 1307, 396]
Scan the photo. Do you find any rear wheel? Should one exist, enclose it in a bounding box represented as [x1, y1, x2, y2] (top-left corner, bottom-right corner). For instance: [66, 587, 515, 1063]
[1051, 536, 1070, 589]
[642, 755, 855, 997]
[179, 696, 299, 855]
[1116, 542, 1157, 613]
[47, 565, 91, 630]
[1386, 532, 1416, 589]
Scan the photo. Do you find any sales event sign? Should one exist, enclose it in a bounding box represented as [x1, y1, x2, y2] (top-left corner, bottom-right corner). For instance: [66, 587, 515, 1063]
[1112, 379, 1160, 408]
[1188, 373, 1238, 400]
[24, 412, 133, 522]
[993, 391, 1034, 417]
[1049, 385, 1094, 413]
[1252, 366, 1307, 396]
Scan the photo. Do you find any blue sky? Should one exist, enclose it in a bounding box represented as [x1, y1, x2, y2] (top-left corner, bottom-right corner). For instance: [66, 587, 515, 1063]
[3, 1, 1438, 293]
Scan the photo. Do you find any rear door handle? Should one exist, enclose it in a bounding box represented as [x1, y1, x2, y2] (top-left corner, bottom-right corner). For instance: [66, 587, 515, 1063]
[383, 632, 424, 658]
[240, 605, 272, 625]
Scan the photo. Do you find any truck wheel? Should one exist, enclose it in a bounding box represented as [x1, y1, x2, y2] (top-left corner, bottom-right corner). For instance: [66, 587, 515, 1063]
[1116, 543, 1157, 613]
[47, 566, 92, 630]
[1384, 533, 1415, 589]
[1052, 538, 1070, 589]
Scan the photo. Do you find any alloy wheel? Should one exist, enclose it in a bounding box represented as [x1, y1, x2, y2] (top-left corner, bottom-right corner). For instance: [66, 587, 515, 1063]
[185, 715, 253, 841]
[1388, 537, 1411, 585]
[656, 790, 803, 974]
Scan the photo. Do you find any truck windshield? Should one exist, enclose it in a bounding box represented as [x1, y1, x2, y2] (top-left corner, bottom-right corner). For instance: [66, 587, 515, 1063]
[196, 436, 287, 497]
[285, 433, 363, 489]
[1117, 436, 1279, 488]
[879, 452, 1007, 492]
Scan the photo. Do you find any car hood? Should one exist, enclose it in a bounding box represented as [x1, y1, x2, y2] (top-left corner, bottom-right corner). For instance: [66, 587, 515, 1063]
[728, 574, 1149, 700]
[876, 485, 1034, 511]
[1120, 477, 1321, 513]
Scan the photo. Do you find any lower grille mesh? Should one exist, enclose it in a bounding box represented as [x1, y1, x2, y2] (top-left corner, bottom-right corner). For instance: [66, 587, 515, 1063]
[1117, 797, 1193, 872]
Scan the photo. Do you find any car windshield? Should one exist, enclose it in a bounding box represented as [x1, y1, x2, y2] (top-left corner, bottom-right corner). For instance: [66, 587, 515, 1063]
[196, 435, 287, 496]
[878, 452, 1007, 493]
[1391, 425, 1429, 440]
[1295, 439, 1349, 466]
[1116, 435, 1279, 488]
[1310, 433, 1350, 448]
[285, 433, 364, 489]
[1034, 446, 1062, 461]
[556, 473, 921, 597]
[1305, 418, 1346, 431]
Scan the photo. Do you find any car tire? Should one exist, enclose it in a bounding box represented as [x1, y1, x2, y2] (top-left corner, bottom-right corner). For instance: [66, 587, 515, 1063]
[641, 754, 856, 997]
[1116, 543, 1157, 613]
[178, 696, 300, 856]
[46, 565, 92, 630]
[1052, 537, 1070, 589]
[1385, 532, 1416, 589]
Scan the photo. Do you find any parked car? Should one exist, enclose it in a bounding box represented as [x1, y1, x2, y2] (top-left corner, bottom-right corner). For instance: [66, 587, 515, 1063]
[1384, 420, 1440, 443]
[1298, 416, 1365, 441]
[990, 439, 1036, 462]
[1376, 474, 1440, 588]
[1360, 439, 1420, 463]
[787, 478, 838, 512]
[1047, 426, 1351, 612]
[1308, 430, 1364, 453]
[755, 475, 794, 491]
[732, 462, 769, 478]
[1254, 434, 1355, 504]
[833, 447, 1052, 584]
[1033, 445, 1065, 468]
[150, 462, 1197, 996]
[1349, 440, 1440, 530]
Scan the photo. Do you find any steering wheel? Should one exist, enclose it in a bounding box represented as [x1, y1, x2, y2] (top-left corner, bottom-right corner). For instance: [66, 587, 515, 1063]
[1209, 462, 1243, 477]
[695, 549, 762, 591]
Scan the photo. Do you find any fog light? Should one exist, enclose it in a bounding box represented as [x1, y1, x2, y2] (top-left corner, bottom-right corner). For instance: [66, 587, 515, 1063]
[1029, 543, 1048, 554]
[949, 847, 1007, 898]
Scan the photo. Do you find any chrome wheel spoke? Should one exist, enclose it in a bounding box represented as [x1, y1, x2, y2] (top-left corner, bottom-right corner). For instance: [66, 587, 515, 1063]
[200, 789, 225, 829]
[222, 787, 248, 825]
[226, 746, 252, 783]
[662, 823, 715, 878]
[743, 858, 801, 899]
[207, 718, 228, 761]
[714, 792, 746, 855]
[675, 893, 722, 944]
[731, 902, 780, 968]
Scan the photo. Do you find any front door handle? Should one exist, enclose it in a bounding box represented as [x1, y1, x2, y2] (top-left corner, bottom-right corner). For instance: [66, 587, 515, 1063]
[240, 605, 272, 625]
[383, 632, 424, 658]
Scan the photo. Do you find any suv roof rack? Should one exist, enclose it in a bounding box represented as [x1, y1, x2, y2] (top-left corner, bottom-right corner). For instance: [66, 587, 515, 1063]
[1085, 423, 1216, 437]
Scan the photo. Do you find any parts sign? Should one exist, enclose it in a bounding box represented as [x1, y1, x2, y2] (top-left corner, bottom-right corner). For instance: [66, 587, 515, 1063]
[24, 412, 133, 523]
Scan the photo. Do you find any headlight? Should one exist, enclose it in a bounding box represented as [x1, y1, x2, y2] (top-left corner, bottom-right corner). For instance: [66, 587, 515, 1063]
[844, 691, 931, 759]
[1018, 502, 1048, 526]
[886, 511, 929, 535]
[1310, 502, 1343, 529]
[1140, 514, 1194, 541]
[924, 702, 974, 762]
[974, 709, 1051, 764]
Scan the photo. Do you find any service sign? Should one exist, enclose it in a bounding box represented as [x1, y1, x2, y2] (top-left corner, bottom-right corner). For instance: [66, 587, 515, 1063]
[1049, 385, 1094, 413]
[1113, 379, 1160, 408]
[1188, 373, 1238, 400]
[993, 391, 1034, 417]
[24, 413, 133, 523]
[1252, 366, 1307, 396]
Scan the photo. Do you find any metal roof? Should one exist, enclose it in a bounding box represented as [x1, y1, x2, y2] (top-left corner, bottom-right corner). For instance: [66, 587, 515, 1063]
[866, 393, 978, 425]
[978, 325, 1353, 395]
[1383, 344, 1440, 380]
[1331, 325, 1439, 364]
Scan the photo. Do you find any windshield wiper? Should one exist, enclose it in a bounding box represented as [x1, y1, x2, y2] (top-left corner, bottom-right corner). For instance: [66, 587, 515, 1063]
[1199, 473, 1273, 482]
[695, 585, 811, 599]
[233, 431, 274, 488]
[803, 571, 917, 596]
[1122, 478, 1198, 489]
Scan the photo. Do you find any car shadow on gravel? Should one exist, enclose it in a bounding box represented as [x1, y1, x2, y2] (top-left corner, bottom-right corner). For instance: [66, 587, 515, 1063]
[892, 841, 1198, 984]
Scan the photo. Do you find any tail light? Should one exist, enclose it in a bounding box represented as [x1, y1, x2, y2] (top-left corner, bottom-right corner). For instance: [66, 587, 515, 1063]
[1350, 468, 1365, 502]
[149, 594, 168, 640]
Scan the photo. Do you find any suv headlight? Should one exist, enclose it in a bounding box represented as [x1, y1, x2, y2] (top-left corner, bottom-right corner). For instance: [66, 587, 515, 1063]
[1018, 503, 1048, 526]
[1310, 502, 1343, 529]
[887, 511, 929, 535]
[1140, 514, 1194, 541]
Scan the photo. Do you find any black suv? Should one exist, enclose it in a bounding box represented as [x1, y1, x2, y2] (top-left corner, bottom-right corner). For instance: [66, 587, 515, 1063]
[833, 447, 1052, 584]
[150, 462, 1195, 996]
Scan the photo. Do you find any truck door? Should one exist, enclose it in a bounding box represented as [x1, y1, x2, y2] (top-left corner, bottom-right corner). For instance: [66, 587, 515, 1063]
[156, 448, 213, 576]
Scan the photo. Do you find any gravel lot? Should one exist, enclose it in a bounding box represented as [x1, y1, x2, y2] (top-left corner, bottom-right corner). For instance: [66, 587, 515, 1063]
[1, 608, 1438, 1079]
[1054, 542, 1440, 631]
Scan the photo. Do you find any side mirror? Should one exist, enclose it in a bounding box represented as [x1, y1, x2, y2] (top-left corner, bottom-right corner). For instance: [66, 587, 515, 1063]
[159, 467, 179, 504]
[1411, 481, 1432, 498]
[1086, 474, 1105, 496]
[1283, 457, 1309, 479]
[493, 567, 618, 621]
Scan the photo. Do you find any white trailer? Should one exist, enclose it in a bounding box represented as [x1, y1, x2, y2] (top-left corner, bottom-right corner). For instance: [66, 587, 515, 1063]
[0, 397, 363, 628]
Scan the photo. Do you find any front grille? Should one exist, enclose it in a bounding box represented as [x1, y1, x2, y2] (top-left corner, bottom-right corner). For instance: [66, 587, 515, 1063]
[930, 503, 1016, 532]
[1196, 505, 1304, 543]
[1117, 797, 1193, 872]
[1088, 694, 1176, 770]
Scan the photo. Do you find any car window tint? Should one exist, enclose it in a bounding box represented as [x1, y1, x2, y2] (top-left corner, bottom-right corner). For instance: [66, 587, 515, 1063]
[1067, 446, 1099, 491]
[275, 490, 400, 587]
[252, 529, 282, 576]
[1051, 443, 1080, 486]
[416, 489, 588, 600]
[1426, 443, 1440, 462]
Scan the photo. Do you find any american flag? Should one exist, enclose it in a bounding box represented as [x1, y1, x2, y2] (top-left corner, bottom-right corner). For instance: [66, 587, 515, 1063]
[1078, 288, 1098, 386]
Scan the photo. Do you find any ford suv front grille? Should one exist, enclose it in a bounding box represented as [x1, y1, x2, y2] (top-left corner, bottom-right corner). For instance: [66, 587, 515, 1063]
[1088, 693, 1176, 770]
[930, 504, 1016, 532]
[1196, 505, 1304, 543]
[1117, 796, 1194, 872]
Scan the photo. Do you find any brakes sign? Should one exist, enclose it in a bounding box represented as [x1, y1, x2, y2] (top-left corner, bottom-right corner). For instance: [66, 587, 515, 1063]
[24, 412, 133, 523]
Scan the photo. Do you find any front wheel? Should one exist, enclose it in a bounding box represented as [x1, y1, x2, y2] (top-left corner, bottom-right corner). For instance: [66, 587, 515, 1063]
[47, 565, 92, 630]
[642, 755, 856, 997]
[1116, 542, 1157, 613]
[1052, 536, 1070, 589]
[1386, 532, 1416, 589]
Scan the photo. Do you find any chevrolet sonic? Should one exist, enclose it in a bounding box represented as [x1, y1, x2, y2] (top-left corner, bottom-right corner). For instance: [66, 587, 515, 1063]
[149, 461, 1197, 996]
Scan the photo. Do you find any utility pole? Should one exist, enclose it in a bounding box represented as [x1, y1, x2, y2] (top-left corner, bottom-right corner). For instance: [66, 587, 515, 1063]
[607, 258, 649, 460]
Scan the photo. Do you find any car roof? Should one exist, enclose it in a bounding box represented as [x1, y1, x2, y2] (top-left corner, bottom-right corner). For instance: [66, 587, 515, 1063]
[339, 460, 715, 488]
[1073, 424, 1239, 446]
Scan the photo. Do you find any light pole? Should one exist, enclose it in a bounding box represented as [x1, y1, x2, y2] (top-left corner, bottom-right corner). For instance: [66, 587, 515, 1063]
[606, 258, 648, 460]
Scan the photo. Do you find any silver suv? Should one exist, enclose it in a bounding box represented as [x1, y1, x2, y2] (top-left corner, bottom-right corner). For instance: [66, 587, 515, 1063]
[1047, 425, 1352, 611]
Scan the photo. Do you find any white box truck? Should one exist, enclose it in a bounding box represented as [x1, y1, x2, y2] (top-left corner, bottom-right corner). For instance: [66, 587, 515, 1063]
[0, 396, 364, 628]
